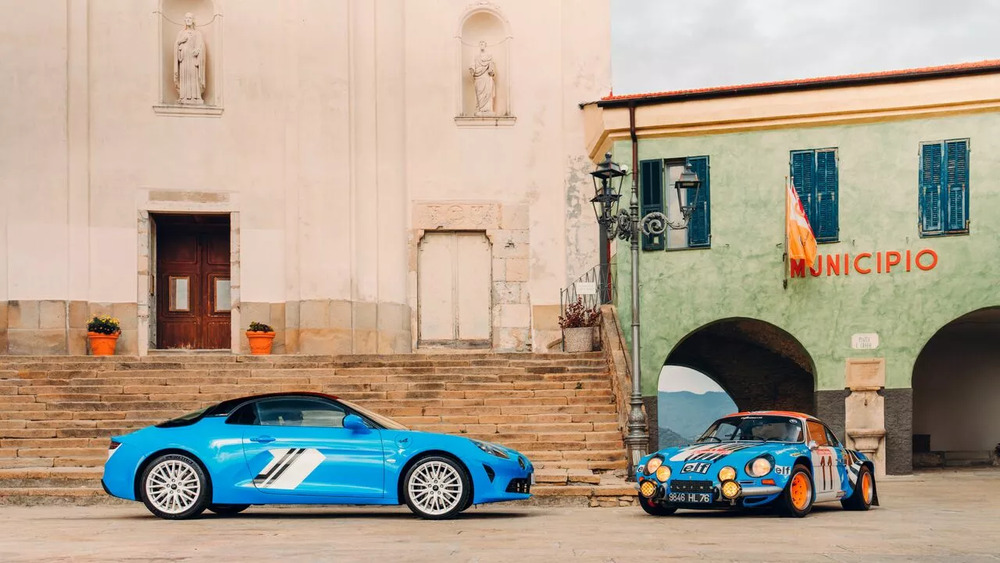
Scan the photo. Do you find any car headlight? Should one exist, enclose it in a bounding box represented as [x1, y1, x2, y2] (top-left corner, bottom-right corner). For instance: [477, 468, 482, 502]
[718, 466, 736, 481]
[639, 479, 658, 498]
[472, 440, 509, 459]
[645, 456, 663, 475]
[720, 480, 742, 499]
[746, 456, 773, 477]
[655, 465, 671, 482]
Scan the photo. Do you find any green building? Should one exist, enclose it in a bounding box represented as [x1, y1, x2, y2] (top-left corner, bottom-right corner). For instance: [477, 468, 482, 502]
[581, 61, 1000, 475]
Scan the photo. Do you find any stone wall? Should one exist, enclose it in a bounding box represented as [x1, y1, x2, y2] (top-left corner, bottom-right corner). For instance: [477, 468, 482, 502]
[3, 301, 138, 355]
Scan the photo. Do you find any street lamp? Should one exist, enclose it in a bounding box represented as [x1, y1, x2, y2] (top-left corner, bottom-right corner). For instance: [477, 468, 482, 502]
[589, 153, 701, 476]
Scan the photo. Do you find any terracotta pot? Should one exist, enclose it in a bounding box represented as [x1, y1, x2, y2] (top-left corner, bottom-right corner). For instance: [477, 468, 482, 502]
[246, 331, 276, 355]
[563, 326, 595, 353]
[88, 332, 120, 356]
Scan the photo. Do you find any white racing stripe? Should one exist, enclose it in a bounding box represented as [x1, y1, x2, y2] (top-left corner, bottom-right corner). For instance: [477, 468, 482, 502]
[254, 448, 325, 490]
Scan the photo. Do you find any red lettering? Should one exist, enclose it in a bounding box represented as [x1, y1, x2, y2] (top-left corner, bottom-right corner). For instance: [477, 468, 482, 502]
[790, 259, 806, 278]
[844, 253, 850, 276]
[906, 249, 912, 272]
[876, 252, 882, 273]
[885, 251, 901, 273]
[916, 248, 938, 271]
[826, 255, 840, 276]
[854, 252, 872, 274]
[810, 255, 823, 277]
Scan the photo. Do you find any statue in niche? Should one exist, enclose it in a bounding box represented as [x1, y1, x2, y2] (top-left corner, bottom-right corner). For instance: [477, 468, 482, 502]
[469, 40, 496, 116]
[174, 12, 206, 105]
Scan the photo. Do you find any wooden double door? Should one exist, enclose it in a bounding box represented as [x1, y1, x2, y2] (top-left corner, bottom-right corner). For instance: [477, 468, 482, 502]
[156, 215, 231, 350]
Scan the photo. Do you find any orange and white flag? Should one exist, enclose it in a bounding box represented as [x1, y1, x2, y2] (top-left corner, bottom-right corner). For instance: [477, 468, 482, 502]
[786, 179, 818, 268]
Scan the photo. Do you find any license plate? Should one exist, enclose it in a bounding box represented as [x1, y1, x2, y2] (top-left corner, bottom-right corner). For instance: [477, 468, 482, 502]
[667, 492, 712, 504]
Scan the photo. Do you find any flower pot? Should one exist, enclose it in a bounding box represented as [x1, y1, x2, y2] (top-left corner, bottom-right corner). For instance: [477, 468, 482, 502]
[246, 331, 276, 355]
[563, 326, 595, 353]
[88, 332, 120, 356]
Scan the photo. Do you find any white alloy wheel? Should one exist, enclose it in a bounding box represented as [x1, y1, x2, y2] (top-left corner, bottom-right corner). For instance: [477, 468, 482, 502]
[404, 457, 469, 519]
[140, 454, 209, 519]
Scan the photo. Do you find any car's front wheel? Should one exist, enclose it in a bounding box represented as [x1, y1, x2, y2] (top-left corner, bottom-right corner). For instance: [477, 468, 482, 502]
[208, 504, 250, 516]
[402, 456, 470, 520]
[139, 453, 210, 520]
[779, 464, 814, 518]
[638, 495, 677, 516]
[841, 465, 875, 511]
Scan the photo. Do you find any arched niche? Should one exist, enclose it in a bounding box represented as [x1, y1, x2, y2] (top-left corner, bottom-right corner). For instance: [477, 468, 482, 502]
[456, 5, 513, 123]
[155, 0, 223, 115]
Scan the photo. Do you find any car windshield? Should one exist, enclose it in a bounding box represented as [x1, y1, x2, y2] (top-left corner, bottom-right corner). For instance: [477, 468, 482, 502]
[696, 415, 804, 443]
[338, 399, 409, 430]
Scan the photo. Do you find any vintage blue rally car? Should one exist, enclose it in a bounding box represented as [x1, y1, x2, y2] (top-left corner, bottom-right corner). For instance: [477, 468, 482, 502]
[102, 392, 534, 520]
[636, 411, 878, 517]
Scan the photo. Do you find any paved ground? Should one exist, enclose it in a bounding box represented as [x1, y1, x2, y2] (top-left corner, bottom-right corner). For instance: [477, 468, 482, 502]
[1, 469, 998, 562]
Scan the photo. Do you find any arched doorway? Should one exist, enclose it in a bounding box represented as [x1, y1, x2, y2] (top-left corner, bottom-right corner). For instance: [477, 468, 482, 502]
[912, 307, 1000, 468]
[659, 318, 816, 442]
[657, 365, 737, 449]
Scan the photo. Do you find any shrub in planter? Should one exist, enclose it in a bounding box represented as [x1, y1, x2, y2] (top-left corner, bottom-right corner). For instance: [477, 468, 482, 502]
[559, 299, 600, 352]
[87, 315, 121, 356]
[246, 321, 276, 355]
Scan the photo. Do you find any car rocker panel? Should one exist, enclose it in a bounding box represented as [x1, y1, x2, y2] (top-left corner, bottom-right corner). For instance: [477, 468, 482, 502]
[636, 411, 878, 517]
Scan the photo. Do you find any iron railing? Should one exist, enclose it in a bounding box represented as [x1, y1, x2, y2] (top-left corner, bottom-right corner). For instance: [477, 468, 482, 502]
[560, 263, 616, 316]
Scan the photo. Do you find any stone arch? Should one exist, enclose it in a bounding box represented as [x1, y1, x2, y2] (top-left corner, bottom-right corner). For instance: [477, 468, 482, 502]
[912, 306, 1000, 468]
[157, 0, 223, 110]
[456, 4, 512, 117]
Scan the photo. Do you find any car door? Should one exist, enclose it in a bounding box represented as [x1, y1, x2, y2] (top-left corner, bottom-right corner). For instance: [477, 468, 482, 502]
[823, 424, 850, 499]
[806, 420, 841, 502]
[235, 397, 385, 498]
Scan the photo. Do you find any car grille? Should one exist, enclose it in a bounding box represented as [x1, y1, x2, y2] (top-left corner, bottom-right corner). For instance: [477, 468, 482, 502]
[506, 478, 531, 494]
[669, 480, 713, 494]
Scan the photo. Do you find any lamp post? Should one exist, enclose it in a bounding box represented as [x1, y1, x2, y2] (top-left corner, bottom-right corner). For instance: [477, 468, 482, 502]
[589, 152, 702, 475]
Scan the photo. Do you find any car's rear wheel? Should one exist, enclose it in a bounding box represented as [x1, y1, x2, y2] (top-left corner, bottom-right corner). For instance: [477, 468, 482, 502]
[402, 456, 470, 520]
[139, 453, 210, 520]
[208, 504, 250, 516]
[638, 495, 677, 516]
[779, 464, 814, 518]
[841, 465, 874, 511]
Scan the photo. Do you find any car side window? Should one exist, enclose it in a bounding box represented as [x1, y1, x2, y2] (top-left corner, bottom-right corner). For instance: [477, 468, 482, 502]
[823, 425, 842, 448]
[807, 421, 829, 446]
[256, 398, 346, 428]
[226, 403, 259, 426]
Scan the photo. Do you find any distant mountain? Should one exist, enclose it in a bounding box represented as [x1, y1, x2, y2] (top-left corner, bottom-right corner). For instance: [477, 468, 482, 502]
[657, 391, 737, 449]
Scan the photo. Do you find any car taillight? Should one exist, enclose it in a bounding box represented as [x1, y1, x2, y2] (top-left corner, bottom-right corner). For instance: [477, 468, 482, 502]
[107, 440, 121, 459]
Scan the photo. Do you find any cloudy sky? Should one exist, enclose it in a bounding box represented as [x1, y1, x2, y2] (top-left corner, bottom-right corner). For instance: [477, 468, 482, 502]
[611, 0, 1000, 95]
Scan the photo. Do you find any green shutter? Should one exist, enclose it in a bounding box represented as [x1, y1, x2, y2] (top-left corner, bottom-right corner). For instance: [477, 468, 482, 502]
[920, 143, 943, 234]
[944, 140, 969, 233]
[813, 149, 839, 242]
[686, 156, 711, 247]
[640, 159, 665, 250]
[790, 150, 816, 224]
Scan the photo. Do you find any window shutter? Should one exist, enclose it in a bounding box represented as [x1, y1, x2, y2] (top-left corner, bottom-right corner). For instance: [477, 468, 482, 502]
[920, 143, 943, 234]
[944, 140, 969, 232]
[639, 159, 665, 250]
[790, 150, 816, 224]
[813, 149, 839, 242]
[686, 156, 711, 247]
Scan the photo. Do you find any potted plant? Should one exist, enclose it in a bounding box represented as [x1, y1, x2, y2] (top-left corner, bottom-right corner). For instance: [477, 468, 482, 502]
[246, 321, 276, 355]
[559, 298, 601, 353]
[87, 315, 121, 356]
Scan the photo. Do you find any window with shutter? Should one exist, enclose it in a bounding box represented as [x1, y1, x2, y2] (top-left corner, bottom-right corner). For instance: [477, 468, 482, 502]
[790, 148, 838, 243]
[920, 139, 969, 236]
[639, 159, 665, 251]
[686, 156, 711, 247]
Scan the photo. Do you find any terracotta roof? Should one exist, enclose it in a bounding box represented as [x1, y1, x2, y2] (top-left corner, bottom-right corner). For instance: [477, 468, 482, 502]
[597, 59, 1000, 107]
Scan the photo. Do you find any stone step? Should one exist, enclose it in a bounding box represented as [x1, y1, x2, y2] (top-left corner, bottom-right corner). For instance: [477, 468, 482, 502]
[0, 467, 102, 487]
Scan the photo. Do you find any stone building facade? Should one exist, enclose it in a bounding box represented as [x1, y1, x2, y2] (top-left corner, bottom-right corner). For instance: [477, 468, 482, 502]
[583, 61, 1000, 474]
[0, 0, 609, 356]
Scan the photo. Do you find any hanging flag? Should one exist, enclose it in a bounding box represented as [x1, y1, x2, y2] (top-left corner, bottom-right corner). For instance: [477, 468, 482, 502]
[786, 179, 818, 268]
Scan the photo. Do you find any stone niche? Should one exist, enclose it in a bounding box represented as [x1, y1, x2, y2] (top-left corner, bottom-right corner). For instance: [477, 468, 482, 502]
[844, 358, 887, 476]
[456, 4, 512, 122]
[155, 0, 223, 115]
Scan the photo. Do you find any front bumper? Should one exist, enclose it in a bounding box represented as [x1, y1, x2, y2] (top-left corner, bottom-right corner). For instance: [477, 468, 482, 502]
[474, 452, 534, 503]
[638, 478, 783, 508]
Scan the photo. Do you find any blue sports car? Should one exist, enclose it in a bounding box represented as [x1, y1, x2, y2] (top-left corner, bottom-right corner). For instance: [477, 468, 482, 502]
[102, 392, 534, 520]
[636, 411, 878, 517]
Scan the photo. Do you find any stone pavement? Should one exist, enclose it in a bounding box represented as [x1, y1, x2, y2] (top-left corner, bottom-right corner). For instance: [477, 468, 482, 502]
[0, 468, 998, 562]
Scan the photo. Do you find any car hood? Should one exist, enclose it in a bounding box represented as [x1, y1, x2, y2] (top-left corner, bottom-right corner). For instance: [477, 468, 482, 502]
[650, 441, 803, 473]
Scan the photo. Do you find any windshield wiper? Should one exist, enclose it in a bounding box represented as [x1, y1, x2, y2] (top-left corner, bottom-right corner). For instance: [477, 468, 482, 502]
[698, 436, 722, 443]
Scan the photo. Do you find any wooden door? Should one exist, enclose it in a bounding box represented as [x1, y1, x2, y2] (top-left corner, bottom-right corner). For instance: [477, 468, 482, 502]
[418, 232, 491, 347]
[156, 215, 231, 350]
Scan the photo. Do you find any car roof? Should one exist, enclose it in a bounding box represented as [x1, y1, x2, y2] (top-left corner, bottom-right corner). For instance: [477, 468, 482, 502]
[725, 410, 819, 421]
[205, 391, 341, 416]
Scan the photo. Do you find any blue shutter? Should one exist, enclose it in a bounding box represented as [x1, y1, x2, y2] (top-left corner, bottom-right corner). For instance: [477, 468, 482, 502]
[790, 150, 816, 224]
[686, 156, 711, 247]
[640, 159, 665, 250]
[813, 149, 839, 242]
[944, 140, 969, 233]
[920, 143, 943, 234]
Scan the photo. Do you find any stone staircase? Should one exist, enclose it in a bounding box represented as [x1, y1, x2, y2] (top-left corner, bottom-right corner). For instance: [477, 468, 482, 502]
[0, 353, 635, 506]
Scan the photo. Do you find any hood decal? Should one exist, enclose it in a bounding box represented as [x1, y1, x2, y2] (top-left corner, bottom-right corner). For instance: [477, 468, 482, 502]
[670, 442, 757, 463]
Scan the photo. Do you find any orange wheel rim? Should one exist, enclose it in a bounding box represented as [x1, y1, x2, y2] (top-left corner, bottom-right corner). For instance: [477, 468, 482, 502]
[790, 473, 811, 510]
[861, 473, 872, 504]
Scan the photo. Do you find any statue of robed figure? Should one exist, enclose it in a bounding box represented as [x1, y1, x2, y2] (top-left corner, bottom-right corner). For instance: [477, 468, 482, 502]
[174, 12, 206, 105]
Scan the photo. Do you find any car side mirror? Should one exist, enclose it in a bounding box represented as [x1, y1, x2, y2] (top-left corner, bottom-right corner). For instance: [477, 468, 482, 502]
[807, 440, 818, 450]
[343, 414, 370, 433]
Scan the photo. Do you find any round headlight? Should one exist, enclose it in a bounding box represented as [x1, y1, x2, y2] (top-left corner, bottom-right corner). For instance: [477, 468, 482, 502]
[720, 480, 741, 499]
[639, 479, 658, 498]
[646, 456, 663, 475]
[718, 466, 736, 482]
[655, 465, 671, 482]
[747, 457, 773, 477]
